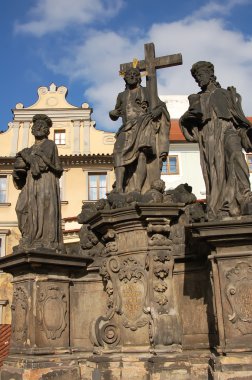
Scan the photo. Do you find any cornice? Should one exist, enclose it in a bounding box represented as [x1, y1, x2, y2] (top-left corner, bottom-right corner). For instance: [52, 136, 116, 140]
[0, 154, 114, 166]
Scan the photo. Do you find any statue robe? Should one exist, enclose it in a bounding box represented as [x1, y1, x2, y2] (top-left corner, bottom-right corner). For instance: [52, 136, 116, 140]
[180, 86, 252, 218]
[113, 86, 170, 193]
[13, 139, 64, 252]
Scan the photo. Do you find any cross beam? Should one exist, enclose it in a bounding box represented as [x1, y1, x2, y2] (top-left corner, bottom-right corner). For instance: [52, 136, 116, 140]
[120, 42, 182, 108]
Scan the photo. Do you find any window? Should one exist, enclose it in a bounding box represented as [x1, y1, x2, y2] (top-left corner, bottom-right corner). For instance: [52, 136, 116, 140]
[247, 154, 252, 173]
[54, 130, 66, 145]
[0, 176, 7, 203]
[0, 234, 7, 258]
[88, 173, 107, 200]
[162, 156, 179, 175]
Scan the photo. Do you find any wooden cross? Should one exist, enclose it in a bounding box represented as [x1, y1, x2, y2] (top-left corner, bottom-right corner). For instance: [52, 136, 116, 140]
[120, 42, 182, 109]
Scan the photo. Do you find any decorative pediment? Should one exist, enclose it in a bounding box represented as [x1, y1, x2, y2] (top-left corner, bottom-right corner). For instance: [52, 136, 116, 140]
[16, 83, 79, 110]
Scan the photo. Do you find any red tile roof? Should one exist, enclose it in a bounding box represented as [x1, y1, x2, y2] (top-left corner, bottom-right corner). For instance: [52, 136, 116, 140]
[0, 324, 11, 367]
[170, 119, 185, 142]
[170, 117, 252, 142]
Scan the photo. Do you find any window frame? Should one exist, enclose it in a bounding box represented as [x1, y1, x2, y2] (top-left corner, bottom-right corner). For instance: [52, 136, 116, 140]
[88, 172, 107, 201]
[0, 230, 10, 258]
[54, 129, 66, 145]
[161, 155, 179, 175]
[0, 175, 8, 203]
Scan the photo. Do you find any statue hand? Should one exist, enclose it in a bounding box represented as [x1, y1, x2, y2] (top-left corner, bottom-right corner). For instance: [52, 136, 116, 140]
[181, 110, 201, 124]
[19, 148, 31, 163]
[109, 109, 121, 121]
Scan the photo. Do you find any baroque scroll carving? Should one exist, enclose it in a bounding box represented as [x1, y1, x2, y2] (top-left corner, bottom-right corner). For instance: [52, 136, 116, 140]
[92, 255, 149, 348]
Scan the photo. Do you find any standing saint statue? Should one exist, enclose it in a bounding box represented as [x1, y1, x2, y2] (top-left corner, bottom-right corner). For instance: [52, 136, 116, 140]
[109, 66, 170, 194]
[180, 61, 252, 219]
[13, 114, 64, 252]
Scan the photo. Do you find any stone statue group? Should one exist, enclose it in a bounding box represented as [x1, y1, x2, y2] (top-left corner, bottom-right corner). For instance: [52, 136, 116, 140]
[110, 60, 252, 220]
[12, 55, 252, 253]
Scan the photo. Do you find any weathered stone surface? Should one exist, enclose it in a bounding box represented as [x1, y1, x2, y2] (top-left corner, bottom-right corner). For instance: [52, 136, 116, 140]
[180, 61, 252, 219]
[1, 366, 80, 380]
[190, 217, 252, 352]
[110, 43, 182, 194]
[2, 207, 252, 379]
[13, 114, 64, 253]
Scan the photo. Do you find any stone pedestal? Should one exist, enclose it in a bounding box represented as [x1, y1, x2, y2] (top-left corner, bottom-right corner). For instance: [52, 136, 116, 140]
[191, 217, 252, 379]
[3, 207, 252, 379]
[0, 250, 90, 380]
[72, 204, 216, 378]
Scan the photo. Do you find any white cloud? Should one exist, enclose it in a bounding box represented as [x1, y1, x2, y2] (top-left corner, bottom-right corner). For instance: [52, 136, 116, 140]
[189, 0, 251, 19]
[44, 17, 252, 131]
[15, 0, 124, 36]
[45, 30, 147, 130]
[15, 0, 252, 131]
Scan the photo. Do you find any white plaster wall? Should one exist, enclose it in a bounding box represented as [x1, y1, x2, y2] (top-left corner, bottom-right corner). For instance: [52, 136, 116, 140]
[160, 95, 189, 119]
[162, 143, 206, 199]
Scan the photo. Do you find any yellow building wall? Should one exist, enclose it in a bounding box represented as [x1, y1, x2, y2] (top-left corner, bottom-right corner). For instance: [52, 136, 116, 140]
[0, 127, 16, 157]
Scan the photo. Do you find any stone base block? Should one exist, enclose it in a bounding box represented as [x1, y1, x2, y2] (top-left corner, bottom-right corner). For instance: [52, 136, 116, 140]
[0, 356, 80, 380]
[79, 352, 211, 380]
[210, 354, 252, 380]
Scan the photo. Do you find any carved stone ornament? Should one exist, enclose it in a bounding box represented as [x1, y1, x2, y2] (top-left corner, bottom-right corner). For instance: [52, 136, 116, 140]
[153, 251, 173, 307]
[225, 262, 252, 334]
[102, 229, 118, 256]
[93, 256, 149, 348]
[92, 257, 121, 348]
[11, 286, 28, 342]
[37, 286, 67, 340]
[119, 258, 149, 331]
[147, 220, 172, 247]
[79, 224, 104, 257]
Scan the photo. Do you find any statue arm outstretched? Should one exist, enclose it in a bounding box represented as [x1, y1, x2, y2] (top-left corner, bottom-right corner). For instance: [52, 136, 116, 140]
[109, 93, 123, 121]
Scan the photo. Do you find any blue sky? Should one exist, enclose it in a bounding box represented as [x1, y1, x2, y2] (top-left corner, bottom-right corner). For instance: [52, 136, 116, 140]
[1, 0, 252, 132]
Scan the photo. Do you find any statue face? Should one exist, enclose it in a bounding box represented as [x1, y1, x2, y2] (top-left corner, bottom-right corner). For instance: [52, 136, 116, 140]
[193, 67, 211, 89]
[124, 68, 140, 86]
[32, 120, 49, 138]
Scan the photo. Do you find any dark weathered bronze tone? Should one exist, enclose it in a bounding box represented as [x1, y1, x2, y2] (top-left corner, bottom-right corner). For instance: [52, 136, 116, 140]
[180, 61, 252, 219]
[13, 114, 64, 252]
[110, 43, 182, 194]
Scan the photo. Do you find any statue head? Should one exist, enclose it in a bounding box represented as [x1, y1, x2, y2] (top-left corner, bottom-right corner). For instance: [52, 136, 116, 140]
[124, 67, 141, 88]
[191, 61, 219, 89]
[32, 114, 52, 139]
[151, 179, 166, 193]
